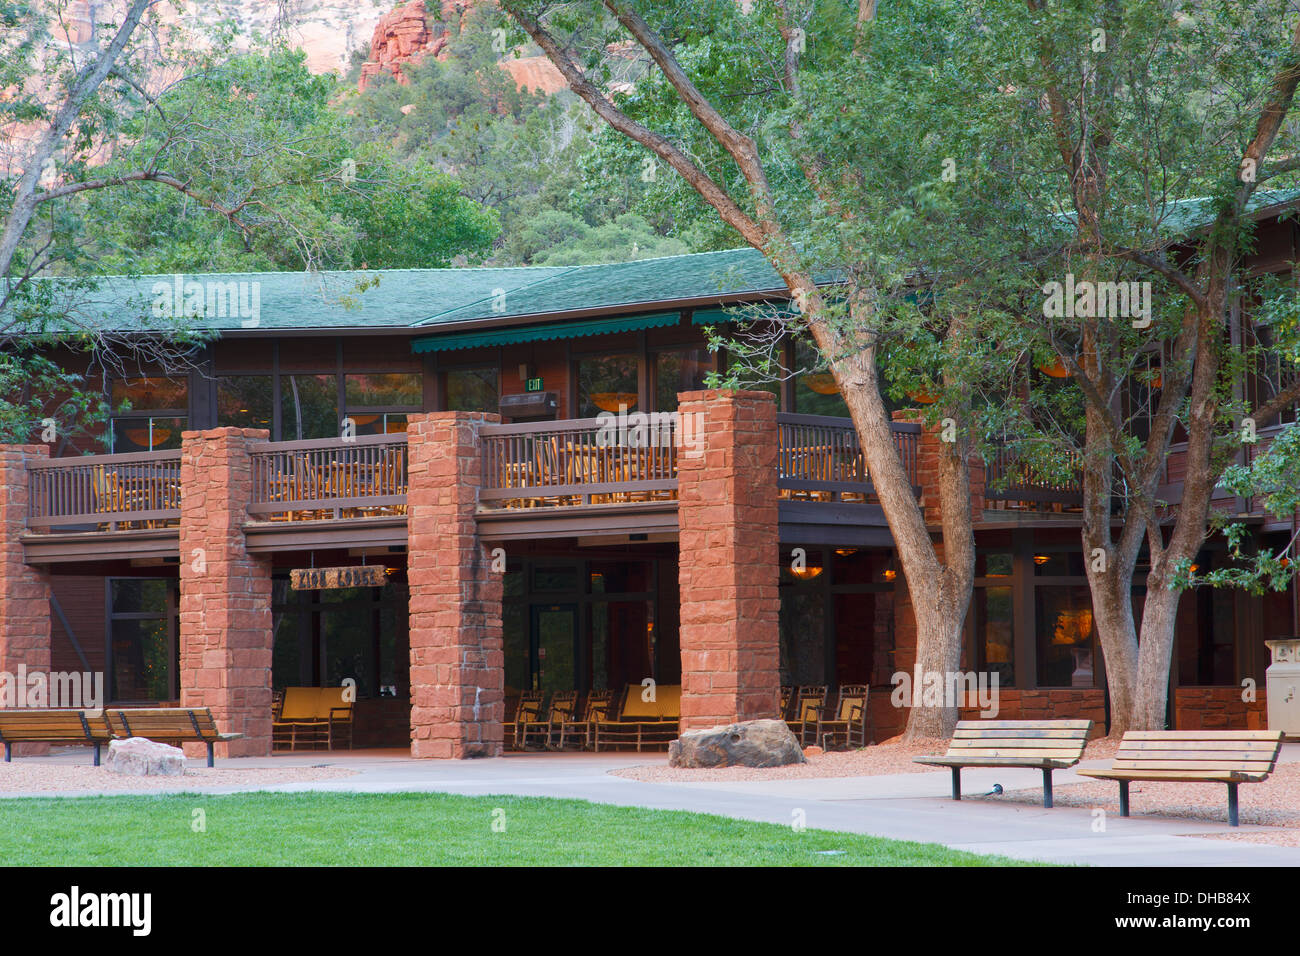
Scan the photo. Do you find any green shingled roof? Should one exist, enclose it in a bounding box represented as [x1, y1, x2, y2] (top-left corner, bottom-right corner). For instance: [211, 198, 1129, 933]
[8, 247, 788, 337]
[12, 186, 1299, 341]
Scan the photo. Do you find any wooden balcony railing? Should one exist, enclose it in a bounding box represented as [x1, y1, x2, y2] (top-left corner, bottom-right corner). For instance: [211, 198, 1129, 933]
[247, 434, 408, 521]
[480, 417, 678, 509]
[777, 413, 920, 501]
[25, 416, 923, 532]
[984, 443, 1083, 507]
[26, 449, 182, 531]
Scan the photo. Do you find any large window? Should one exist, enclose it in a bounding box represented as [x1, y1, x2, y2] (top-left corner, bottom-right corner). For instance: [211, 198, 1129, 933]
[271, 577, 408, 697]
[280, 373, 338, 441]
[107, 578, 178, 702]
[1035, 585, 1096, 688]
[577, 353, 639, 417]
[793, 339, 849, 417]
[217, 375, 273, 431]
[502, 558, 660, 695]
[345, 372, 420, 435]
[110, 377, 187, 453]
[654, 347, 711, 411]
[444, 367, 498, 413]
[973, 551, 1015, 685]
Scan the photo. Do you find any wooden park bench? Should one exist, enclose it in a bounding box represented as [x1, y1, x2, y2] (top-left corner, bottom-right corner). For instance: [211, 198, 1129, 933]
[271, 687, 354, 751]
[914, 719, 1094, 807]
[1076, 730, 1284, 827]
[105, 707, 243, 767]
[0, 709, 114, 765]
[594, 684, 681, 752]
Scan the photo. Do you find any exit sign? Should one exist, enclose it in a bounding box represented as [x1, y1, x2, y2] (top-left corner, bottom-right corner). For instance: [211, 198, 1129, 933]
[525, 377, 544, 392]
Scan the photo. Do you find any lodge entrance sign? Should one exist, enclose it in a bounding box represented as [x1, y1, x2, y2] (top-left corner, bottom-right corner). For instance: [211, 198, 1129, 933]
[290, 565, 387, 590]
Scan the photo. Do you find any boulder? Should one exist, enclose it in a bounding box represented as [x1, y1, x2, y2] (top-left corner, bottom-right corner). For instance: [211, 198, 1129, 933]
[669, 719, 806, 768]
[105, 738, 186, 776]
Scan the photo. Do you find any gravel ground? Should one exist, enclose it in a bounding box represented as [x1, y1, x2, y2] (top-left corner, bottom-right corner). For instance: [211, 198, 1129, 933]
[981, 761, 1300, 837]
[612, 734, 1124, 783]
[612, 736, 961, 782]
[0, 761, 356, 795]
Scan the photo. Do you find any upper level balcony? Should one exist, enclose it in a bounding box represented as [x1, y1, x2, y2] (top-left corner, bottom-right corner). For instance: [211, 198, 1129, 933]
[20, 414, 921, 561]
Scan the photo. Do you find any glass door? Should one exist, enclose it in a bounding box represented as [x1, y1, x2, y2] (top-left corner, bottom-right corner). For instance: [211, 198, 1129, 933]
[530, 604, 577, 693]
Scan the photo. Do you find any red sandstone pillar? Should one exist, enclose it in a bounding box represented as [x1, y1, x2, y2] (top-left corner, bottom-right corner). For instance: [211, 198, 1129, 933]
[676, 390, 781, 732]
[178, 428, 273, 757]
[0, 445, 52, 753]
[406, 412, 504, 758]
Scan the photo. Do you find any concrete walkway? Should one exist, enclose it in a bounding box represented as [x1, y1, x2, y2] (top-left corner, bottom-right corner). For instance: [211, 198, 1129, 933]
[7, 746, 1300, 866]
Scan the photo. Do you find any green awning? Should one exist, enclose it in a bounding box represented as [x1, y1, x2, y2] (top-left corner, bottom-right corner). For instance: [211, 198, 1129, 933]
[691, 305, 794, 325]
[410, 311, 681, 353]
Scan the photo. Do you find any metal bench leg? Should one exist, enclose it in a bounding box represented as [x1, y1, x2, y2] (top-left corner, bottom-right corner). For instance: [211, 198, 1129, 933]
[3, 743, 9, 762]
[94, 742, 101, 767]
[951, 766, 961, 800]
[1118, 780, 1130, 817]
[1227, 783, 1239, 827]
[1042, 769, 1053, 808]
[206, 742, 215, 768]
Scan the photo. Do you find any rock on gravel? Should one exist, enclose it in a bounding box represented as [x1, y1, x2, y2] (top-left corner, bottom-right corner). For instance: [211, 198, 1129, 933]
[668, 719, 805, 768]
[106, 738, 185, 776]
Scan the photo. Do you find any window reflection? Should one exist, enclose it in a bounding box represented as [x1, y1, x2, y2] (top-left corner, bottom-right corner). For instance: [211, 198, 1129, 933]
[217, 376, 273, 430]
[1035, 586, 1095, 687]
[794, 339, 849, 417]
[655, 348, 710, 411]
[578, 354, 639, 416]
[445, 367, 498, 413]
[281, 374, 338, 441]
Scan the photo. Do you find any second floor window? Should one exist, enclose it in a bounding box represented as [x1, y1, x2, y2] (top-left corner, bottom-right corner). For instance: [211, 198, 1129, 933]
[577, 353, 639, 417]
[444, 367, 498, 413]
[110, 377, 187, 453]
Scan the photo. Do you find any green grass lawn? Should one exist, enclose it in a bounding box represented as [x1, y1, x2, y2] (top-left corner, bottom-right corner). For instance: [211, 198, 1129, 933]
[0, 791, 1040, 866]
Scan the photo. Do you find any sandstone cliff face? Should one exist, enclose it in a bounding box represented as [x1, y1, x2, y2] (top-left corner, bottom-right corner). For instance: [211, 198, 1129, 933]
[356, 0, 566, 95]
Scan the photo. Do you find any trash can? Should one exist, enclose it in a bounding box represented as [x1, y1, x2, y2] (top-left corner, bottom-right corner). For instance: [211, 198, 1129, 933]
[1265, 638, 1300, 738]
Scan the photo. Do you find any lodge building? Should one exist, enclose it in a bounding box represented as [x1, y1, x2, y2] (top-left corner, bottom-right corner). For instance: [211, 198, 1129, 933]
[2, 228, 1297, 756]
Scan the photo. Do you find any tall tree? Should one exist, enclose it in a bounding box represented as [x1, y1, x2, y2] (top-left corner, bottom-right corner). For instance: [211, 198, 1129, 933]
[502, 0, 984, 737]
[973, 0, 1300, 732]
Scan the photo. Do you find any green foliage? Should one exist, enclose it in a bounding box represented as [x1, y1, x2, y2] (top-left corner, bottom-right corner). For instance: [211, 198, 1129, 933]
[341, 6, 683, 265]
[75, 48, 498, 273]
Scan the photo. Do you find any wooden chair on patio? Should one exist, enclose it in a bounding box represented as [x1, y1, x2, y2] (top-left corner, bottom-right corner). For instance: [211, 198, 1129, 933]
[521, 690, 579, 750]
[557, 690, 614, 751]
[503, 690, 544, 750]
[785, 685, 828, 747]
[91, 467, 129, 530]
[815, 684, 871, 750]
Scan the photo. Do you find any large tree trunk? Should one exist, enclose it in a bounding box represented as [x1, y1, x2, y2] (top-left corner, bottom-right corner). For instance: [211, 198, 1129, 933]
[1087, 566, 1140, 735]
[1132, 567, 1181, 730]
[828, 325, 974, 740]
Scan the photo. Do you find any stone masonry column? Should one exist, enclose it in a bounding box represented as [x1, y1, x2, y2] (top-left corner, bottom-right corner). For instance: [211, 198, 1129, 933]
[178, 427, 273, 757]
[676, 390, 781, 732]
[406, 412, 504, 758]
[0, 445, 52, 753]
